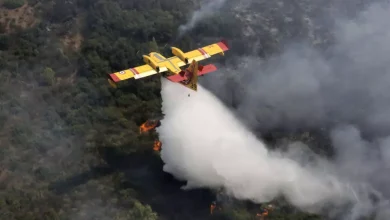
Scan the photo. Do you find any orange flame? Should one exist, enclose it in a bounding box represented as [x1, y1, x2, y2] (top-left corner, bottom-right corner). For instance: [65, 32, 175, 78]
[153, 140, 162, 151]
[210, 204, 216, 214]
[139, 119, 160, 134]
[256, 207, 270, 219]
[210, 201, 221, 215]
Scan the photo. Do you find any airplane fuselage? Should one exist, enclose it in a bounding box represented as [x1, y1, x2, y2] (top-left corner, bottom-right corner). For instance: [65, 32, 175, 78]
[148, 52, 183, 75]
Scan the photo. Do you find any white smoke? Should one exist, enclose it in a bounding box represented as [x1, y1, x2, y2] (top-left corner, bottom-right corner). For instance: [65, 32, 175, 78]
[156, 78, 363, 216]
[177, 0, 227, 38]
[168, 1, 390, 219]
[156, 1, 390, 219]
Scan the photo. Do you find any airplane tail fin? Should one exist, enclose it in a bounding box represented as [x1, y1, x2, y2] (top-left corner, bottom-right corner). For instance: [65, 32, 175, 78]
[179, 60, 199, 91]
[165, 60, 218, 92]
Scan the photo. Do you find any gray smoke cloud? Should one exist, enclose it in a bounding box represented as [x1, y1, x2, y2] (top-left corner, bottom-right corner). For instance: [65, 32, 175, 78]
[204, 1, 390, 134]
[226, 2, 390, 203]
[177, 0, 227, 38]
[158, 1, 390, 219]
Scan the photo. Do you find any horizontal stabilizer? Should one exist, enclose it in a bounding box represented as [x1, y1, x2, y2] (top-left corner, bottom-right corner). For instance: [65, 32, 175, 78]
[166, 73, 186, 82]
[166, 64, 218, 82]
[198, 64, 217, 76]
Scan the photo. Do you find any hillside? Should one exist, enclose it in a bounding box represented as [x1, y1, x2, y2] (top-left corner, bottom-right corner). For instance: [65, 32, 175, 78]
[0, 0, 380, 219]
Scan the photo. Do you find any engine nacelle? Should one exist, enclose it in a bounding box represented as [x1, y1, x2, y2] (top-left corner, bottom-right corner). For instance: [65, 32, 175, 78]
[171, 47, 189, 64]
[142, 55, 160, 72]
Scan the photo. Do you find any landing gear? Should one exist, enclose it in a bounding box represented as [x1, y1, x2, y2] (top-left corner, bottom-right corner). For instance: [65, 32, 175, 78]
[188, 94, 190, 97]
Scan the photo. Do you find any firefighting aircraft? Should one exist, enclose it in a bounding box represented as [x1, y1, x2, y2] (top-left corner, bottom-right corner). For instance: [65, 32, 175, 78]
[108, 40, 229, 91]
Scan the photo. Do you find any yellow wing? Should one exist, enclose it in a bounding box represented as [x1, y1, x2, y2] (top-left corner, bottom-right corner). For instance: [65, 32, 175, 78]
[108, 40, 229, 83]
[161, 56, 187, 73]
[167, 56, 186, 68]
[184, 40, 229, 63]
[109, 64, 168, 82]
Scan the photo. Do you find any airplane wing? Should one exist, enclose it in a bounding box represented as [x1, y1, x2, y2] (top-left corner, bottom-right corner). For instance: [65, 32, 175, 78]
[184, 40, 229, 63]
[109, 64, 168, 82]
[108, 40, 228, 83]
[165, 56, 187, 69]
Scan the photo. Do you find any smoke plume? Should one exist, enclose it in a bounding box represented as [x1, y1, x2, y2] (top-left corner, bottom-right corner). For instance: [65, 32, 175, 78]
[158, 1, 390, 219]
[212, 5, 390, 213]
[157, 79, 367, 218]
[177, 0, 227, 38]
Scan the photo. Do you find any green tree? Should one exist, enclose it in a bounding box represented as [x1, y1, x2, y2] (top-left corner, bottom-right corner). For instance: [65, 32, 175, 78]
[41, 67, 56, 86]
[0, 35, 9, 50]
[116, 201, 158, 220]
[3, 0, 25, 10]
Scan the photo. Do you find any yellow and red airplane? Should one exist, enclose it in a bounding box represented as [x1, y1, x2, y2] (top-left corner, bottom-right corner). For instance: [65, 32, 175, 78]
[108, 40, 229, 91]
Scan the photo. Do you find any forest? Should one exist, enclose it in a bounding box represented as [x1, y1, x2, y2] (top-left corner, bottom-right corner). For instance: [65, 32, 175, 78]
[0, 0, 355, 219]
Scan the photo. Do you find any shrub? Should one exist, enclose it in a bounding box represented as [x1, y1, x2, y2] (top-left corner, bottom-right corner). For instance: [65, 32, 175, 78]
[3, 0, 25, 10]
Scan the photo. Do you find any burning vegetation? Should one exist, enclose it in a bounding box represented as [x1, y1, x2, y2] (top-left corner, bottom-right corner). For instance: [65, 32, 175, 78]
[209, 198, 274, 219]
[255, 204, 274, 220]
[139, 119, 162, 151]
[153, 140, 162, 151]
[139, 119, 161, 134]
